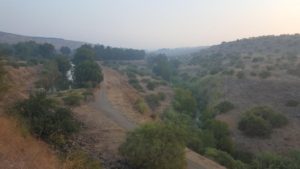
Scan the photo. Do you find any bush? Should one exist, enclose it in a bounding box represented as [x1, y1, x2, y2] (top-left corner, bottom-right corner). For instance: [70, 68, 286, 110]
[286, 100, 299, 107]
[120, 123, 186, 169]
[238, 113, 272, 137]
[252, 152, 294, 169]
[259, 70, 271, 79]
[173, 88, 197, 117]
[63, 93, 83, 106]
[204, 148, 247, 169]
[145, 94, 161, 110]
[14, 92, 80, 145]
[236, 71, 245, 79]
[134, 98, 149, 114]
[215, 101, 235, 113]
[146, 81, 157, 90]
[64, 149, 102, 169]
[250, 106, 288, 128]
[158, 92, 166, 101]
[128, 78, 143, 91]
[238, 106, 288, 137]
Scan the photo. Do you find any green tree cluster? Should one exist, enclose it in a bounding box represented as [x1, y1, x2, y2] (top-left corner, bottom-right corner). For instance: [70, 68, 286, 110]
[120, 123, 186, 169]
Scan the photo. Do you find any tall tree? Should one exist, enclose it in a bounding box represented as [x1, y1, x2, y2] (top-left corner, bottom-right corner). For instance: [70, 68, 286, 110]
[73, 44, 95, 65]
[60, 46, 71, 55]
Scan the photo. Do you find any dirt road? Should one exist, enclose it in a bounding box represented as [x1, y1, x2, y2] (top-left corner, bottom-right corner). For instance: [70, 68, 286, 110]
[86, 66, 225, 169]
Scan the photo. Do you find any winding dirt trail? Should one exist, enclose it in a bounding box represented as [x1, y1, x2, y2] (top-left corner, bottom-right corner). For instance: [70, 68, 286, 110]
[76, 66, 225, 169]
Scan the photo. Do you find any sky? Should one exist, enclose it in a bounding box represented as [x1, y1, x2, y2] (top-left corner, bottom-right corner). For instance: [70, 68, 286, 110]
[0, 0, 300, 49]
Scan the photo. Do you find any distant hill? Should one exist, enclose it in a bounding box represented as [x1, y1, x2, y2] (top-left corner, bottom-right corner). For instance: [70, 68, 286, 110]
[151, 46, 207, 57]
[0, 31, 86, 50]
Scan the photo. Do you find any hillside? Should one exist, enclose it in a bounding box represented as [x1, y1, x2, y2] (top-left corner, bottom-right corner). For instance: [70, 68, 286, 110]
[0, 31, 85, 49]
[0, 66, 62, 169]
[181, 34, 300, 154]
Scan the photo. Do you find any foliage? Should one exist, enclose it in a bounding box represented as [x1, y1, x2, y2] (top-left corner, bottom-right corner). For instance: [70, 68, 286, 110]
[146, 81, 157, 90]
[215, 101, 235, 114]
[238, 112, 272, 137]
[128, 78, 143, 91]
[94, 44, 145, 60]
[55, 56, 71, 75]
[36, 61, 62, 91]
[148, 54, 180, 81]
[74, 60, 103, 88]
[120, 123, 186, 169]
[134, 98, 149, 114]
[238, 106, 288, 137]
[259, 70, 271, 79]
[64, 149, 102, 169]
[236, 71, 245, 79]
[13, 92, 80, 146]
[63, 92, 83, 107]
[204, 148, 247, 169]
[173, 88, 197, 117]
[286, 100, 299, 107]
[252, 152, 295, 169]
[145, 93, 165, 110]
[0, 61, 8, 94]
[72, 44, 95, 65]
[60, 46, 71, 55]
[205, 120, 234, 153]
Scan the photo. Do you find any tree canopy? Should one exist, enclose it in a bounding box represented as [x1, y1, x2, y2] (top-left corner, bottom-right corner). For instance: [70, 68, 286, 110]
[120, 123, 186, 169]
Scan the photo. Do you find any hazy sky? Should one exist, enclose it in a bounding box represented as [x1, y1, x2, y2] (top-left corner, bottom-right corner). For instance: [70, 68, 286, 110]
[0, 0, 300, 49]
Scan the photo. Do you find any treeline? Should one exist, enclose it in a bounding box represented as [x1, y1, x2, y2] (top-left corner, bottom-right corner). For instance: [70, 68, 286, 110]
[0, 41, 145, 61]
[0, 41, 71, 60]
[94, 45, 145, 60]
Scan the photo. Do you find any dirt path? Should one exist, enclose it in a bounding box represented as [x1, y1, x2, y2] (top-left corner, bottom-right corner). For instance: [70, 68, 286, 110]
[79, 67, 224, 169]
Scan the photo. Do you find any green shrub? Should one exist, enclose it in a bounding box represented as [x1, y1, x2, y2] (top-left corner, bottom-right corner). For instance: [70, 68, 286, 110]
[204, 148, 236, 169]
[63, 93, 83, 106]
[65, 149, 102, 169]
[259, 70, 271, 79]
[238, 106, 288, 137]
[286, 100, 299, 107]
[252, 152, 294, 169]
[146, 81, 157, 90]
[236, 71, 245, 79]
[238, 113, 272, 137]
[250, 106, 288, 128]
[128, 78, 143, 91]
[14, 92, 80, 145]
[158, 92, 166, 101]
[120, 123, 186, 169]
[215, 101, 235, 113]
[205, 120, 234, 153]
[145, 94, 161, 110]
[134, 99, 149, 114]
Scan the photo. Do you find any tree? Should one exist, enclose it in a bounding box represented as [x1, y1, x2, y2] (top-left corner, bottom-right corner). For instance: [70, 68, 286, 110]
[60, 46, 71, 55]
[14, 92, 79, 143]
[120, 123, 186, 169]
[73, 60, 103, 88]
[173, 88, 197, 117]
[73, 44, 95, 65]
[39, 43, 55, 58]
[55, 56, 71, 75]
[36, 61, 61, 91]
